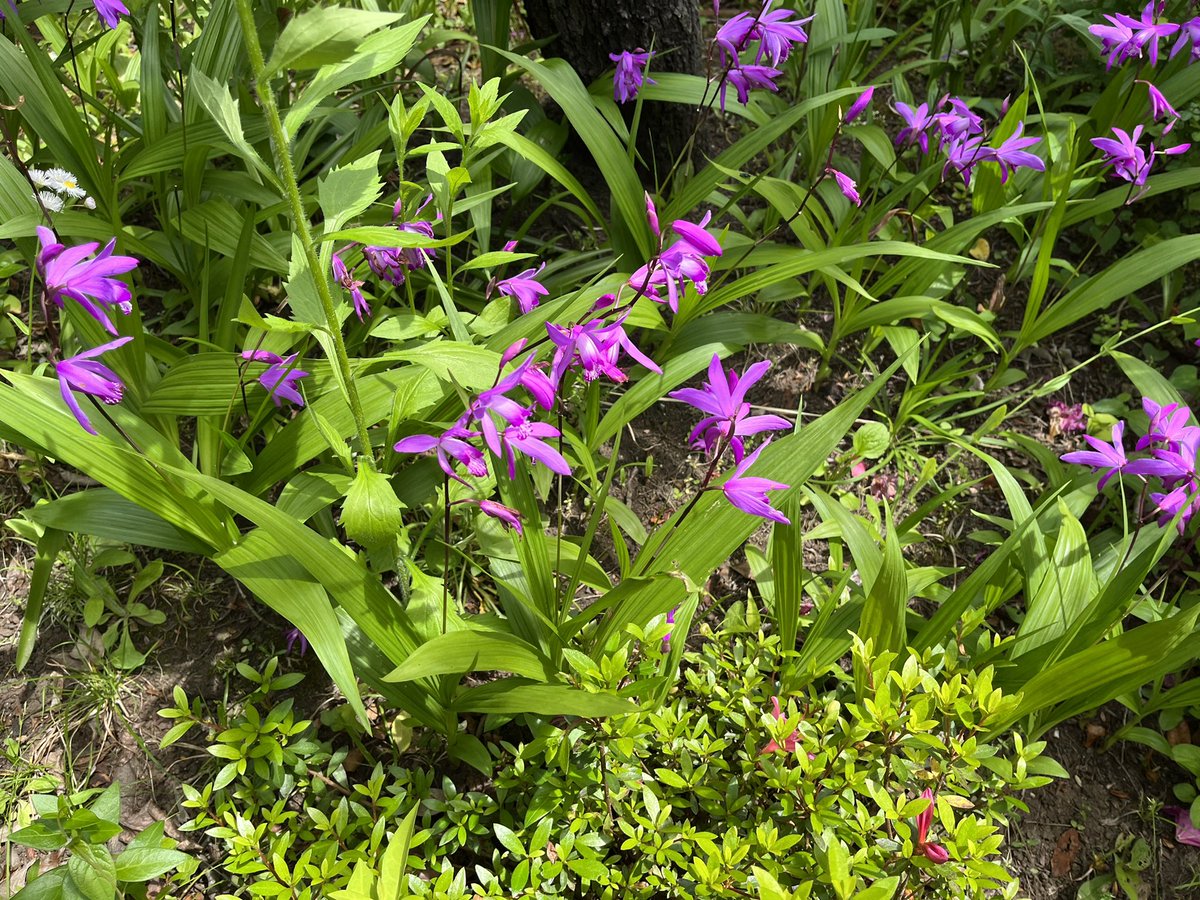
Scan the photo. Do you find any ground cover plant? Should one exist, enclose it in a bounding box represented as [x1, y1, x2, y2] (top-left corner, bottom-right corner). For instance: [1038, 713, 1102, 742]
[6, 0, 1200, 896]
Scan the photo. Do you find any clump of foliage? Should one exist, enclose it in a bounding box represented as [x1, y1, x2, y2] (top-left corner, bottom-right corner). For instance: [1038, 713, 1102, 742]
[166, 632, 1060, 899]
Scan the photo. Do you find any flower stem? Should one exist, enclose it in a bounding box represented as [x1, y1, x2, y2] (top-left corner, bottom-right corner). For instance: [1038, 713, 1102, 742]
[233, 0, 376, 471]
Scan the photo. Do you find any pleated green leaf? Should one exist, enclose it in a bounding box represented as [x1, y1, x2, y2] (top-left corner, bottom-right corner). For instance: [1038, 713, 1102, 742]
[384, 631, 554, 682]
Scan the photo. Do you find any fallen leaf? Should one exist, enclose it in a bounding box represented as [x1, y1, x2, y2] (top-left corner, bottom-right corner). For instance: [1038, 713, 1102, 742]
[1167, 721, 1192, 746]
[1085, 722, 1107, 747]
[1052, 827, 1081, 877]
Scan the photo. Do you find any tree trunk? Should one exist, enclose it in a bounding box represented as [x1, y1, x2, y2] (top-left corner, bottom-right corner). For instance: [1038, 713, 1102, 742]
[521, 0, 704, 171]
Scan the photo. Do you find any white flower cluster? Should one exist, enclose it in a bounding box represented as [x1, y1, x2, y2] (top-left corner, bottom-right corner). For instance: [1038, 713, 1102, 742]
[29, 167, 96, 213]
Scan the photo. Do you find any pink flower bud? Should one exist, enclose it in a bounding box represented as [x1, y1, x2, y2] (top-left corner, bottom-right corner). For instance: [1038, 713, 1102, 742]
[922, 842, 949, 864]
[844, 86, 874, 124]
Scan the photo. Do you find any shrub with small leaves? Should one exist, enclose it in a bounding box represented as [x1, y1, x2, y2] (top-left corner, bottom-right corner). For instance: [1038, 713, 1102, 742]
[176, 630, 1061, 898]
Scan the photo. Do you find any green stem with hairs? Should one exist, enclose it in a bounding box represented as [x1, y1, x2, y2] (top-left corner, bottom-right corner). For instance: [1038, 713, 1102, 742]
[233, 0, 376, 470]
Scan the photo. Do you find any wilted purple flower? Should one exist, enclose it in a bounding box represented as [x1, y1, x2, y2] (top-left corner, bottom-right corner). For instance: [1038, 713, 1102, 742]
[1061, 421, 1128, 489]
[363, 245, 407, 286]
[546, 313, 661, 386]
[844, 87, 874, 124]
[609, 49, 655, 104]
[990, 123, 1045, 184]
[395, 425, 488, 485]
[37, 226, 138, 335]
[241, 350, 308, 407]
[93, 0, 129, 28]
[332, 250, 370, 320]
[497, 263, 549, 314]
[661, 606, 676, 653]
[1139, 80, 1180, 134]
[827, 167, 861, 206]
[1171, 17, 1200, 61]
[1047, 401, 1087, 438]
[749, 1, 814, 66]
[894, 101, 936, 153]
[721, 64, 783, 110]
[285, 627, 309, 656]
[719, 439, 790, 524]
[671, 354, 792, 461]
[915, 789, 950, 864]
[56, 336, 133, 434]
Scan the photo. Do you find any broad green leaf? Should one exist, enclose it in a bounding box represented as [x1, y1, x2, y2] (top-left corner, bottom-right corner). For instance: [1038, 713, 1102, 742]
[451, 680, 634, 717]
[112, 845, 191, 882]
[319, 151, 384, 234]
[15, 528, 65, 672]
[384, 631, 554, 682]
[22, 490, 211, 553]
[265, 7, 402, 76]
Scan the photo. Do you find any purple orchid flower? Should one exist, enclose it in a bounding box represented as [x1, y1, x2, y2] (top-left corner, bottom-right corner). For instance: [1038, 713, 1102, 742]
[720, 439, 791, 524]
[935, 97, 984, 147]
[499, 419, 572, 479]
[942, 135, 993, 187]
[628, 212, 724, 312]
[1092, 125, 1152, 186]
[497, 263, 549, 314]
[661, 606, 676, 653]
[1137, 398, 1194, 450]
[458, 353, 556, 460]
[1117, 1, 1179, 66]
[1139, 80, 1180, 134]
[714, 12, 758, 67]
[56, 336, 133, 434]
[609, 49, 655, 104]
[827, 167, 861, 206]
[546, 312, 661, 386]
[844, 87, 874, 124]
[990, 123, 1045, 184]
[285, 627, 309, 656]
[721, 64, 783, 110]
[1171, 17, 1200, 61]
[37, 226, 138, 335]
[394, 425, 488, 485]
[93, 0, 129, 28]
[1090, 14, 1141, 68]
[1149, 483, 1200, 533]
[1061, 421, 1129, 489]
[332, 250, 370, 320]
[748, 1, 814, 67]
[645, 192, 661, 238]
[894, 101, 936, 153]
[241, 350, 308, 407]
[478, 499, 523, 534]
[671, 354, 792, 462]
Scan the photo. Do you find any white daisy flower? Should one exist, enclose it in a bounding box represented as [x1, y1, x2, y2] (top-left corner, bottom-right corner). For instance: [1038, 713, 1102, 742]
[36, 190, 64, 212]
[33, 166, 86, 198]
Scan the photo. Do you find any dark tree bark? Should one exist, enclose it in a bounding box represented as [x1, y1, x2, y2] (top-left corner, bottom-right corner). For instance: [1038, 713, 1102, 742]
[521, 0, 704, 172]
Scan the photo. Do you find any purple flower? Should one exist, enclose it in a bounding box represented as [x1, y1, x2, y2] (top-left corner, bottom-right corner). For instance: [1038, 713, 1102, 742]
[990, 123, 1045, 184]
[285, 627, 309, 656]
[93, 0, 129, 28]
[721, 64, 783, 110]
[1118, 2, 1179, 66]
[1090, 14, 1141, 68]
[942, 135, 993, 188]
[1139, 80, 1180, 134]
[935, 97, 983, 147]
[56, 336, 133, 434]
[459, 355, 556, 458]
[1092, 125, 1152, 186]
[715, 12, 758, 67]
[1149, 483, 1200, 533]
[749, 1, 814, 67]
[661, 606, 676, 653]
[241, 350, 308, 407]
[497, 263, 549, 314]
[500, 419, 571, 479]
[395, 425, 488, 485]
[1171, 17, 1200, 62]
[1061, 421, 1128, 489]
[546, 312, 661, 386]
[37, 226, 138, 335]
[1048, 401, 1087, 438]
[363, 245, 407, 286]
[671, 354, 792, 461]
[1137, 398, 1193, 450]
[609, 49, 655, 104]
[332, 250, 370, 320]
[844, 87, 874, 124]
[720, 440, 790, 524]
[827, 167, 861, 206]
[894, 101, 936, 153]
[478, 499, 522, 534]
[645, 192, 661, 237]
[628, 212, 724, 312]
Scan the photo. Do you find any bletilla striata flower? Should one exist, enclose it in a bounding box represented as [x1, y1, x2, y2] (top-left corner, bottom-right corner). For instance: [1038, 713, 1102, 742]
[628, 211, 724, 312]
[56, 336, 133, 434]
[1061, 421, 1129, 489]
[894, 101, 936, 153]
[670, 354, 791, 461]
[720, 440, 791, 524]
[241, 350, 309, 407]
[37, 226, 138, 334]
[827, 167, 861, 205]
[609, 49, 655, 104]
[332, 250, 370, 320]
[93, 0, 129, 29]
[394, 425, 489, 485]
[497, 263, 549, 314]
[989, 123, 1045, 184]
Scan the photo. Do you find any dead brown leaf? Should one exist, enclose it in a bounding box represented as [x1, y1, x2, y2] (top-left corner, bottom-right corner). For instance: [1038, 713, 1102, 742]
[1085, 722, 1107, 748]
[1052, 827, 1081, 878]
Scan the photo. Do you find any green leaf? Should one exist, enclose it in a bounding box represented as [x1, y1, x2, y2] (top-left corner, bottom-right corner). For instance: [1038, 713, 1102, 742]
[319, 151, 383, 233]
[265, 7, 402, 76]
[112, 845, 191, 882]
[564, 857, 610, 882]
[852, 421, 889, 460]
[376, 804, 420, 900]
[384, 630, 554, 682]
[188, 69, 272, 178]
[15, 528, 65, 672]
[22, 491, 210, 553]
[859, 506, 908, 659]
[67, 844, 117, 900]
[215, 528, 368, 726]
[451, 680, 635, 717]
[340, 465, 403, 549]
